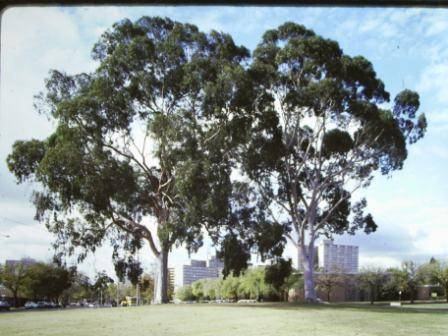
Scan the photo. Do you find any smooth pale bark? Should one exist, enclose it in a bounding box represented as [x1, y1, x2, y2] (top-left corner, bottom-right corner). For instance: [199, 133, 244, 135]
[153, 248, 169, 304]
[299, 243, 317, 302]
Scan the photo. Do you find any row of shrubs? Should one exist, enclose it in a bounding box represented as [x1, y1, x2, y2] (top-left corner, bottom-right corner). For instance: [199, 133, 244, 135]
[176, 265, 298, 302]
[176, 259, 448, 304]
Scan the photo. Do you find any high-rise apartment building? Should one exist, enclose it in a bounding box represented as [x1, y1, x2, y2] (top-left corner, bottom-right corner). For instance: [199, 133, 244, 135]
[318, 240, 359, 273]
[180, 256, 224, 286]
[207, 256, 224, 269]
[296, 240, 359, 273]
[5, 257, 37, 268]
[168, 268, 175, 295]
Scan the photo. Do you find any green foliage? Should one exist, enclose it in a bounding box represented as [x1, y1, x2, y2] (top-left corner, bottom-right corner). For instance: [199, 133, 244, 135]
[63, 271, 93, 303]
[114, 257, 142, 286]
[191, 280, 205, 300]
[139, 274, 155, 303]
[189, 279, 217, 300]
[417, 259, 448, 302]
[322, 129, 354, 157]
[316, 270, 347, 302]
[24, 262, 75, 302]
[385, 261, 423, 303]
[93, 271, 114, 293]
[5, 18, 428, 303]
[217, 234, 251, 278]
[176, 285, 195, 301]
[176, 265, 299, 302]
[265, 258, 293, 300]
[238, 267, 270, 300]
[357, 267, 387, 304]
[236, 21, 427, 301]
[6, 16, 252, 303]
[221, 275, 240, 300]
[6, 140, 46, 183]
[0, 262, 28, 306]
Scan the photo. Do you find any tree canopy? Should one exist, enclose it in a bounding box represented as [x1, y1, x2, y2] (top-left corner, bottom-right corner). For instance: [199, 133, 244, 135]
[232, 22, 427, 301]
[0, 262, 27, 307]
[7, 16, 252, 303]
[6, 18, 427, 303]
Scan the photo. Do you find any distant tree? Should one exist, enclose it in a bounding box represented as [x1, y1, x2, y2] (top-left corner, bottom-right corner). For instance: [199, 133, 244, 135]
[107, 282, 136, 304]
[25, 262, 74, 303]
[114, 257, 143, 286]
[386, 261, 423, 303]
[417, 259, 438, 284]
[201, 279, 219, 300]
[239, 267, 268, 301]
[432, 264, 448, 302]
[284, 271, 303, 299]
[175, 284, 195, 301]
[191, 280, 205, 301]
[419, 260, 448, 303]
[265, 258, 293, 301]
[221, 275, 240, 300]
[0, 262, 27, 307]
[357, 267, 387, 304]
[6, 16, 251, 304]
[139, 273, 155, 303]
[93, 271, 114, 304]
[316, 269, 346, 302]
[64, 271, 92, 304]
[236, 22, 427, 302]
[216, 234, 252, 278]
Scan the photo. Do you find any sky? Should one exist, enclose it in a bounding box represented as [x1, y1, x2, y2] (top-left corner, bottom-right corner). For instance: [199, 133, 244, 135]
[1, 5, 447, 281]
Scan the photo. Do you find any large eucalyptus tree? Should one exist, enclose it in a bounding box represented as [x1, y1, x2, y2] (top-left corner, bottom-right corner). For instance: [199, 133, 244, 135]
[7, 17, 251, 303]
[240, 22, 427, 301]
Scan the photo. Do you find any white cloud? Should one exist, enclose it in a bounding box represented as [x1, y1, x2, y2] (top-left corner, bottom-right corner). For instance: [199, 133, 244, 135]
[418, 63, 448, 104]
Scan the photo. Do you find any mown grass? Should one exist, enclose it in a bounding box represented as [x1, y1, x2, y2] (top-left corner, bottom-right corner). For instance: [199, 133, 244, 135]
[0, 302, 447, 336]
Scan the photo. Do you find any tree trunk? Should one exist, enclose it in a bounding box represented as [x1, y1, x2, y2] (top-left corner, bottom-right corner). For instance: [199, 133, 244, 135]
[327, 290, 330, 302]
[445, 285, 448, 303]
[13, 291, 18, 308]
[370, 286, 374, 305]
[153, 248, 169, 304]
[299, 243, 317, 302]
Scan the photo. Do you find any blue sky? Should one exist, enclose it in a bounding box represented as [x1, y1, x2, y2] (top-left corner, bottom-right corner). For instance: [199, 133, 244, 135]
[1, 6, 447, 279]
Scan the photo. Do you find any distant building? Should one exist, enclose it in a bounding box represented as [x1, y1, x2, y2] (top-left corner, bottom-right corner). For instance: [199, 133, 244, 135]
[207, 256, 224, 269]
[168, 268, 175, 295]
[5, 257, 37, 268]
[190, 260, 207, 267]
[318, 240, 359, 273]
[180, 256, 223, 286]
[296, 240, 359, 273]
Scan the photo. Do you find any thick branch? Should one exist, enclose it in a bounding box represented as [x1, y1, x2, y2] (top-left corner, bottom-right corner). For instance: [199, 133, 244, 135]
[110, 212, 160, 257]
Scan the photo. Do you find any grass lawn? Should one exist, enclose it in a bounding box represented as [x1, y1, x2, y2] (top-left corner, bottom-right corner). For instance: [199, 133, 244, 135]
[402, 302, 448, 310]
[1, 303, 447, 336]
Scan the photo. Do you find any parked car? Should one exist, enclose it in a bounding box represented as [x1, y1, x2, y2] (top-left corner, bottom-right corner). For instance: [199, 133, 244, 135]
[0, 300, 10, 311]
[36, 301, 48, 309]
[24, 301, 39, 309]
[38, 301, 57, 308]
